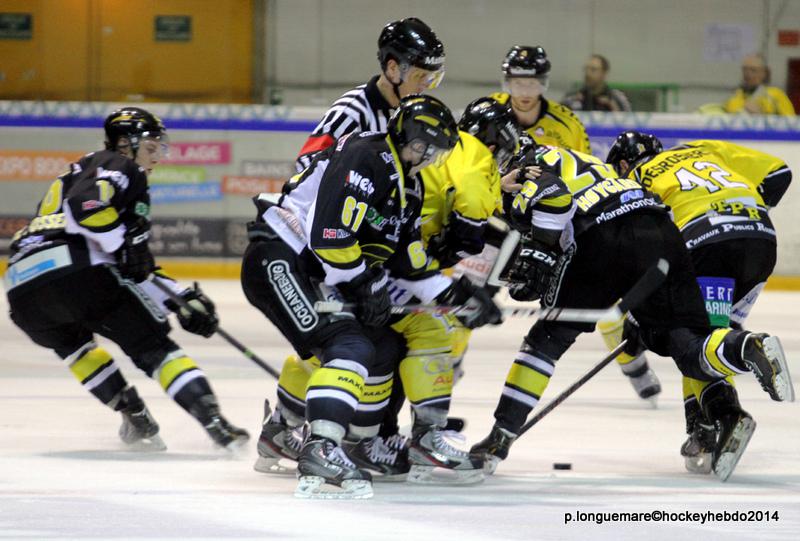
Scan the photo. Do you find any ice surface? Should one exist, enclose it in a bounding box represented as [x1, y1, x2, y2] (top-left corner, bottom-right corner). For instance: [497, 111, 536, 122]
[1, 281, 798, 540]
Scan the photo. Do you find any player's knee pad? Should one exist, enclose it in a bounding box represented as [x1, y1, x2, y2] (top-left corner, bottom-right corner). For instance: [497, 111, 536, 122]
[64, 342, 126, 405]
[133, 343, 209, 400]
[276, 354, 318, 418]
[398, 353, 453, 409]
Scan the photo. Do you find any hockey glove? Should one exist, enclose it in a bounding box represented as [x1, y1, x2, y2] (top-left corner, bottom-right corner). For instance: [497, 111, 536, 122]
[165, 282, 219, 338]
[621, 314, 647, 358]
[115, 220, 155, 283]
[337, 267, 391, 328]
[506, 240, 560, 302]
[437, 276, 503, 329]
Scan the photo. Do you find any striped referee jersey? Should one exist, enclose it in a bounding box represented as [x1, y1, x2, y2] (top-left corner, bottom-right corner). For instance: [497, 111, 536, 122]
[295, 75, 394, 172]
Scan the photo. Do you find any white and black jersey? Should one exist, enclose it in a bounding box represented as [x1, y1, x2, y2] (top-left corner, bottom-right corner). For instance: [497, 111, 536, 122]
[295, 75, 394, 172]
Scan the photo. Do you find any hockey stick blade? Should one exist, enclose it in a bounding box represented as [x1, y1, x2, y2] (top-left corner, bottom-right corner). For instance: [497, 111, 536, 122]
[151, 276, 280, 379]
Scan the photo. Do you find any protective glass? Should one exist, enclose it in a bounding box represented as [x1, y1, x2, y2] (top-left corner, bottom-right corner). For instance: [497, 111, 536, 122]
[504, 75, 549, 97]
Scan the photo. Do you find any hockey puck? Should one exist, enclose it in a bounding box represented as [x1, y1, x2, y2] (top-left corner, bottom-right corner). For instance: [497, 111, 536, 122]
[553, 463, 572, 470]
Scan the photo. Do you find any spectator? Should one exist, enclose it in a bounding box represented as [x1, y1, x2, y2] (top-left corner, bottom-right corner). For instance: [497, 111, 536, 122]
[562, 54, 631, 112]
[724, 53, 795, 116]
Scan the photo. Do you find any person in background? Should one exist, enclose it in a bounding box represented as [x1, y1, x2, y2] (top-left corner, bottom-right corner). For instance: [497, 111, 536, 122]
[724, 53, 795, 116]
[562, 54, 632, 112]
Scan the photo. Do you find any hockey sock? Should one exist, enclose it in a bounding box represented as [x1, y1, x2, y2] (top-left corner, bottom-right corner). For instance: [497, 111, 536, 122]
[152, 349, 214, 414]
[65, 342, 128, 407]
[276, 354, 318, 421]
[398, 353, 453, 415]
[306, 361, 366, 443]
[350, 372, 393, 440]
[494, 344, 556, 433]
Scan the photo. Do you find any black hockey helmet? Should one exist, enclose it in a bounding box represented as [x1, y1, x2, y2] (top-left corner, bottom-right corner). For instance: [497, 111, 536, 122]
[104, 107, 168, 155]
[388, 94, 459, 170]
[458, 97, 520, 170]
[502, 45, 551, 78]
[502, 131, 538, 175]
[606, 130, 663, 176]
[378, 17, 445, 89]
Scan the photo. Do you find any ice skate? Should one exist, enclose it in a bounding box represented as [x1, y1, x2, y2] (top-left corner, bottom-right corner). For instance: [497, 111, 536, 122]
[117, 386, 166, 452]
[626, 368, 661, 407]
[712, 410, 756, 482]
[294, 436, 373, 499]
[444, 416, 467, 433]
[204, 415, 251, 451]
[254, 399, 303, 474]
[470, 425, 518, 475]
[408, 425, 484, 485]
[742, 334, 795, 402]
[344, 435, 409, 482]
[680, 421, 716, 474]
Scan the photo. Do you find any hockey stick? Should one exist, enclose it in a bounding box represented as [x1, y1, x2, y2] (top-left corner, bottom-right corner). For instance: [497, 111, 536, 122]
[515, 258, 671, 435]
[518, 340, 627, 436]
[315, 258, 669, 324]
[151, 277, 280, 379]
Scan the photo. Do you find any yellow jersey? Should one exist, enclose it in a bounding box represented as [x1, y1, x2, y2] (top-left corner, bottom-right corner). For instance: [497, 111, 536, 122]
[631, 140, 791, 249]
[490, 93, 591, 153]
[419, 131, 502, 266]
[724, 86, 795, 116]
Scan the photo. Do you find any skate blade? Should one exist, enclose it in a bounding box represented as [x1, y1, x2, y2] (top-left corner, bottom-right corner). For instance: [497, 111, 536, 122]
[217, 434, 251, 455]
[763, 337, 795, 402]
[122, 435, 167, 452]
[407, 465, 485, 485]
[372, 472, 408, 483]
[684, 452, 713, 474]
[253, 455, 296, 475]
[713, 417, 757, 482]
[293, 476, 373, 499]
[645, 395, 659, 409]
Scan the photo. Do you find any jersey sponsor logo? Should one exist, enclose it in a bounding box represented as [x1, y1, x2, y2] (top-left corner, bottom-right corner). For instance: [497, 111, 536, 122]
[620, 189, 644, 203]
[95, 167, 130, 191]
[594, 197, 661, 224]
[346, 170, 375, 196]
[81, 200, 107, 211]
[380, 152, 394, 164]
[574, 178, 642, 212]
[322, 228, 351, 239]
[267, 260, 319, 331]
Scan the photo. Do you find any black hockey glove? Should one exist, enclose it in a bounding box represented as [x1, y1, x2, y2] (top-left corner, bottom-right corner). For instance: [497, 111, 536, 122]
[506, 240, 560, 302]
[437, 276, 503, 329]
[115, 220, 155, 283]
[164, 282, 219, 338]
[337, 267, 391, 328]
[621, 314, 647, 358]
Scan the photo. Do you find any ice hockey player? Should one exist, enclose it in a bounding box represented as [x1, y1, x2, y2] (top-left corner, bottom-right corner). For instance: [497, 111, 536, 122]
[3, 107, 249, 452]
[503, 133, 664, 403]
[295, 17, 445, 172]
[471, 141, 795, 481]
[252, 97, 514, 485]
[490, 45, 591, 154]
[241, 95, 499, 498]
[606, 131, 794, 475]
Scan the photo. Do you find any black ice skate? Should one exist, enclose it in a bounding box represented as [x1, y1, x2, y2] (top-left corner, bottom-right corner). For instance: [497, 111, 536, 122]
[712, 410, 756, 482]
[470, 425, 518, 475]
[741, 334, 795, 402]
[191, 395, 250, 450]
[408, 425, 484, 485]
[344, 435, 410, 482]
[700, 382, 756, 482]
[254, 399, 302, 474]
[295, 436, 373, 499]
[117, 386, 166, 451]
[680, 421, 717, 474]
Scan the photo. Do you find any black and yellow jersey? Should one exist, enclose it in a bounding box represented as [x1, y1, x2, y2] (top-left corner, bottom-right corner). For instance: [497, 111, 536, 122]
[507, 146, 665, 246]
[5, 150, 150, 297]
[265, 130, 449, 302]
[631, 140, 792, 249]
[419, 130, 502, 266]
[490, 92, 590, 153]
